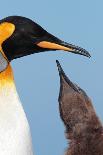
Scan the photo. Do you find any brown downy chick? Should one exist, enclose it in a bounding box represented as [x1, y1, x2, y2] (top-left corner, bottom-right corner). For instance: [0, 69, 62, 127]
[56, 60, 103, 155]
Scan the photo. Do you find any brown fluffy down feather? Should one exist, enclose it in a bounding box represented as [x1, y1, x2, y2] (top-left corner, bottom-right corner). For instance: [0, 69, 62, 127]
[56, 60, 103, 155]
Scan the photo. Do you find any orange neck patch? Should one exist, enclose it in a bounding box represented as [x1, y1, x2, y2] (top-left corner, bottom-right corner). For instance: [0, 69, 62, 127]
[0, 64, 14, 88]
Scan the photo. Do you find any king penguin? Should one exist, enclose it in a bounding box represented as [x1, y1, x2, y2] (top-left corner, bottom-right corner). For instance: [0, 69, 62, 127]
[0, 16, 90, 155]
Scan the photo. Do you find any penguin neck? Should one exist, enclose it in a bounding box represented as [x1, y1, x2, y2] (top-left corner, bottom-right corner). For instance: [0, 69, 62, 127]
[0, 64, 33, 154]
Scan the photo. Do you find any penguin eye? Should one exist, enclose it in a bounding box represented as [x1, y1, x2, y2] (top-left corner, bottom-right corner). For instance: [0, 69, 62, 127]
[0, 51, 8, 72]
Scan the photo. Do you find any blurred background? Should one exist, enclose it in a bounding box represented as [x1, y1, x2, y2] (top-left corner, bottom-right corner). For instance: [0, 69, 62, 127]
[0, 0, 103, 155]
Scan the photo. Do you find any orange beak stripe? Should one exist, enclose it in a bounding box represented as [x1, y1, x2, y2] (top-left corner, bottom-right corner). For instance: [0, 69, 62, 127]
[37, 41, 74, 51]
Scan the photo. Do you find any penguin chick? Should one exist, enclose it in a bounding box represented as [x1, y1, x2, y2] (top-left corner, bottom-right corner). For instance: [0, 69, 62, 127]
[56, 60, 103, 155]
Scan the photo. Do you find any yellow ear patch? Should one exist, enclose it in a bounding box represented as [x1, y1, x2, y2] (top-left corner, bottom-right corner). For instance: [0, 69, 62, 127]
[0, 22, 15, 81]
[0, 22, 15, 45]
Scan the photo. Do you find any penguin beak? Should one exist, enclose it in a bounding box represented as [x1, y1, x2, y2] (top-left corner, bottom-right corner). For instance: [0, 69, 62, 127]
[37, 34, 91, 58]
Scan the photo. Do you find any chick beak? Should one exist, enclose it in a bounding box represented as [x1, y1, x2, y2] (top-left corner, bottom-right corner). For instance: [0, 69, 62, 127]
[56, 60, 80, 92]
[37, 34, 91, 58]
